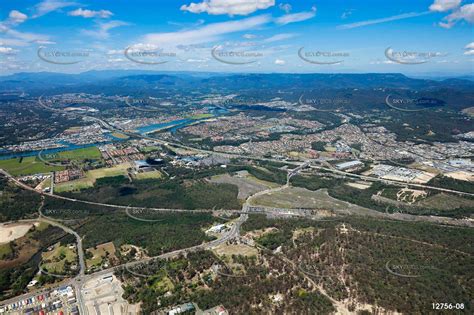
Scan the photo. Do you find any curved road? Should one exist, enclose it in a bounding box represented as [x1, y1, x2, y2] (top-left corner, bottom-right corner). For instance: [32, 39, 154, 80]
[37, 96, 474, 198]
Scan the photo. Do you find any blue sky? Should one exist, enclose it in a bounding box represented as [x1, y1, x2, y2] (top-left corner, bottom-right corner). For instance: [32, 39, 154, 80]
[0, 0, 473, 75]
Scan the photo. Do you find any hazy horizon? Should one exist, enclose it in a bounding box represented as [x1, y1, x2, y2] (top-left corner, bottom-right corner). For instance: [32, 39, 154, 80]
[1, 0, 473, 76]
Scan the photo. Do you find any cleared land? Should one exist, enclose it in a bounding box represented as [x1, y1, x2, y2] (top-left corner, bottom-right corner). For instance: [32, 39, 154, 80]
[82, 273, 140, 315]
[85, 241, 118, 270]
[416, 192, 474, 210]
[0, 156, 64, 176]
[41, 242, 77, 274]
[55, 162, 131, 192]
[210, 170, 278, 199]
[213, 243, 258, 258]
[445, 171, 474, 182]
[0, 222, 36, 244]
[250, 186, 342, 209]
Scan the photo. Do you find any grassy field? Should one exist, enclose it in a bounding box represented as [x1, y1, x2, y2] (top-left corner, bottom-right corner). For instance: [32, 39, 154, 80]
[187, 113, 214, 119]
[42, 146, 102, 161]
[210, 171, 277, 199]
[41, 242, 77, 274]
[141, 146, 161, 153]
[0, 156, 64, 176]
[0, 147, 102, 177]
[0, 243, 12, 259]
[134, 170, 163, 180]
[213, 243, 258, 258]
[110, 132, 130, 139]
[85, 242, 117, 270]
[152, 275, 174, 293]
[416, 192, 474, 210]
[55, 163, 131, 192]
[250, 186, 367, 212]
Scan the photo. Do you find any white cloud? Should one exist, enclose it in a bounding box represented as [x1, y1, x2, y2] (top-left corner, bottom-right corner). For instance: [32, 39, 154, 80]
[439, 3, 474, 28]
[69, 8, 113, 19]
[82, 20, 129, 39]
[341, 9, 354, 19]
[279, 3, 292, 14]
[180, 0, 275, 16]
[274, 58, 286, 65]
[264, 33, 296, 43]
[0, 10, 28, 34]
[429, 0, 461, 12]
[243, 33, 257, 39]
[142, 15, 271, 46]
[338, 11, 430, 29]
[8, 11, 28, 25]
[33, 0, 78, 18]
[1, 28, 50, 44]
[0, 38, 29, 46]
[369, 59, 395, 65]
[275, 7, 316, 25]
[168, 19, 205, 27]
[32, 39, 56, 45]
[107, 49, 123, 55]
[186, 58, 209, 63]
[0, 10, 50, 47]
[0, 46, 17, 54]
[464, 42, 474, 55]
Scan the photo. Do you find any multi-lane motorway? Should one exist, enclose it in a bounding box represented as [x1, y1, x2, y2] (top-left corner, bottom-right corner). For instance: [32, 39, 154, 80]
[1, 96, 471, 311]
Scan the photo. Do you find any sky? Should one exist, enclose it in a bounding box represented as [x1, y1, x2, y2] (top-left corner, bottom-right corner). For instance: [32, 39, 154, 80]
[0, 0, 473, 75]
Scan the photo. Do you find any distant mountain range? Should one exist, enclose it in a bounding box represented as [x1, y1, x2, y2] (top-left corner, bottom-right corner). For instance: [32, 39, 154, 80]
[1, 71, 474, 94]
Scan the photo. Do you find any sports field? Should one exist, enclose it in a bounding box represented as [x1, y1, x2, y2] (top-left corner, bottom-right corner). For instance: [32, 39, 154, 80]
[134, 170, 163, 180]
[111, 132, 129, 139]
[42, 146, 102, 161]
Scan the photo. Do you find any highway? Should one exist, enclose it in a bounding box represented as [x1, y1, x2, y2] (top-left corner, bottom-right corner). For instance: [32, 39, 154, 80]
[0, 95, 467, 310]
[0, 169, 242, 214]
[69, 211, 247, 315]
[0, 211, 248, 311]
[37, 96, 474, 198]
[308, 165, 474, 197]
